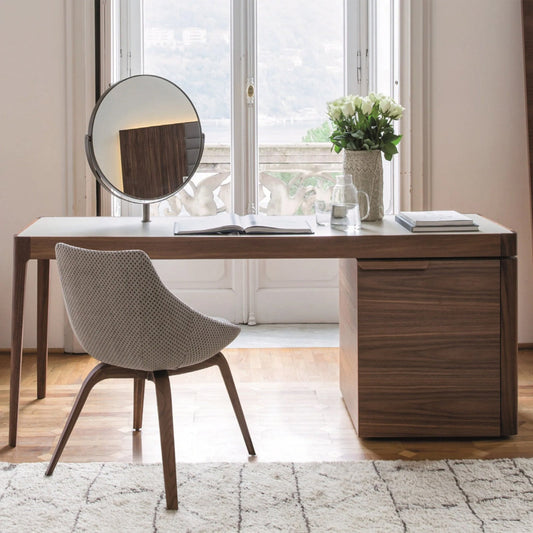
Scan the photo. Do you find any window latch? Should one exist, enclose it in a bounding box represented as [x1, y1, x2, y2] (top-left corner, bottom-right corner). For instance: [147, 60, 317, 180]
[246, 78, 255, 106]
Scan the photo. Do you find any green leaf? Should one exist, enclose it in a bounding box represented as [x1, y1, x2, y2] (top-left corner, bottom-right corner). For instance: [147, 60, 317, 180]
[391, 134, 403, 146]
[382, 142, 398, 161]
[331, 135, 345, 143]
[382, 132, 396, 144]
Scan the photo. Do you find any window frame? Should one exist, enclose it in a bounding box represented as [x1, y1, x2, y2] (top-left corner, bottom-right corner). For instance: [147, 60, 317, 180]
[62, 0, 423, 331]
[102, 0, 403, 218]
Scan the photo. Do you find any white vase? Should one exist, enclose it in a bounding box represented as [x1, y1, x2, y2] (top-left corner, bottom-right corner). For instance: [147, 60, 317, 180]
[343, 150, 383, 222]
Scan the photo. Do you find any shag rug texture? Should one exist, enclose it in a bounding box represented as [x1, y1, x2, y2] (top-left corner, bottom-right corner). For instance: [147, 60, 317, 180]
[1, 459, 533, 532]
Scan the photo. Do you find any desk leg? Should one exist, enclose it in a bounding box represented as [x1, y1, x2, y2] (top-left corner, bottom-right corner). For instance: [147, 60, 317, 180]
[500, 257, 518, 435]
[37, 259, 50, 399]
[9, 237, 30, 447]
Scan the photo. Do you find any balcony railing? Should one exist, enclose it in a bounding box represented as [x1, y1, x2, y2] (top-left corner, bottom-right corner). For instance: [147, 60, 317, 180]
[151, 143, 343, 217]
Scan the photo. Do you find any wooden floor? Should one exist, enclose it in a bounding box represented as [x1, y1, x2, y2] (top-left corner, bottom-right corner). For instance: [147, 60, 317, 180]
[1, 348, 533, 464]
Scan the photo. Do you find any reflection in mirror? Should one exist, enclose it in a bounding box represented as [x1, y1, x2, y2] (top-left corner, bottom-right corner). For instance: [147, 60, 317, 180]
[118, 121, 201, 198]
[85, 75, 204, 221]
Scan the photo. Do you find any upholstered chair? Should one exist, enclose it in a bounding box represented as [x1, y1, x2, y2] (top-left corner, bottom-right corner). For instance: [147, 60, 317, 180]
[46, 243, 255, 510]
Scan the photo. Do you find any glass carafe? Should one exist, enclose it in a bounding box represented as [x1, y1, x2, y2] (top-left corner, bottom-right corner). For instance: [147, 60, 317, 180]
[330, 174, 370, 230]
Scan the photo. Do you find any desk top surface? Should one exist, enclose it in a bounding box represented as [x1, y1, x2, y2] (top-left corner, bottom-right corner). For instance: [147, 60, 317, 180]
[20, 214, 512, 237]
[17, 215, 516, 260]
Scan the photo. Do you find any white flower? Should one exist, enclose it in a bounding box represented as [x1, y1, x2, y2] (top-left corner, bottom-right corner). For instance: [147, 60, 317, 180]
[361, 97, 374, 115]
[370, 92, 387, 103]
[389, 103, 404, 120]
[342, 100, 355, 117]
[379, 98, 392, 114]
[328, 104, 343, 121]
[327, 92, 404, 159]
[329, 97, 345, 108]
[348, 94, 363, 109]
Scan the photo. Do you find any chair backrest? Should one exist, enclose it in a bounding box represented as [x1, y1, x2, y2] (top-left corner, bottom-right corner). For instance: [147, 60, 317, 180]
[55, 243, 239, 371]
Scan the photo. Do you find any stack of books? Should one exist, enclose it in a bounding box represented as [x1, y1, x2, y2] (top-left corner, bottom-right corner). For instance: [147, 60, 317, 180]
[395, 211, 479, 233]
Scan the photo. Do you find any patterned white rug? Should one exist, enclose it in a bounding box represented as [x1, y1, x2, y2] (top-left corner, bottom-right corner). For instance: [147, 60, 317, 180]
[1, 459, 533, 532]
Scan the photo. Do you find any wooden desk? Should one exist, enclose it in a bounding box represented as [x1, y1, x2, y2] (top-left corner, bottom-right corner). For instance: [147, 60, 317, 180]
[9, 215, 517, 446]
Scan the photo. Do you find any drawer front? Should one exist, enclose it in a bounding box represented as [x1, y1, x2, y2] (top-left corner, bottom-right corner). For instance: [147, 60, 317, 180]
[356, 259, 501, 437]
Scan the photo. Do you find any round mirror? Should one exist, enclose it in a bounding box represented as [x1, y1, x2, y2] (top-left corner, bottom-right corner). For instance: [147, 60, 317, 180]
[86, 75, 204, 207]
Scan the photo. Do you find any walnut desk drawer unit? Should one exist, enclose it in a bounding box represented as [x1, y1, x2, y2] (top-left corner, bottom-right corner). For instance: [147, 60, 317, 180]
[9, 215, 517, 445]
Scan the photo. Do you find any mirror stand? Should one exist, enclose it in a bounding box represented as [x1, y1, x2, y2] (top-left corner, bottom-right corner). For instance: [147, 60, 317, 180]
[142, 204, 151, 223]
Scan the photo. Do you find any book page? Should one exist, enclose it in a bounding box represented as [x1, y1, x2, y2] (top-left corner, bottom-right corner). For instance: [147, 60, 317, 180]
[174, 213, 242, 234]
[241, 215, 312, 234]
[174, 214, 313, 235]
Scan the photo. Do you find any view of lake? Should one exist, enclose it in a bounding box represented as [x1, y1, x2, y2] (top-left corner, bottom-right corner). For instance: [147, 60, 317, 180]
[202, 119, 329, 145]
[143, 0, 343, 145]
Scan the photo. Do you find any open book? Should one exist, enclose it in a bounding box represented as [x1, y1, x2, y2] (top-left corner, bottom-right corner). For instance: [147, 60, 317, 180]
[173, 213, 313, 235]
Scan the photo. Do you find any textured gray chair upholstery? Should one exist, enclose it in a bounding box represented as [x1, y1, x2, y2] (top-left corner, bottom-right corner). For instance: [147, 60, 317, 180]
[46, 243, 255, 510]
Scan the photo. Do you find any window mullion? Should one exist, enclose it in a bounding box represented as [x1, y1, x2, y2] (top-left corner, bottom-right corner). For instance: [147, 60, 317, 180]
[367, 0, 401, 215]
[345, 0, 368, 96]
[115, 0, 143, 217]
[245, 0, 258, 215]
[392, 0, 401, 212]
[231, 0, 257, 216]
[118, 0, 142, 78]
[231, 0, 258, 324]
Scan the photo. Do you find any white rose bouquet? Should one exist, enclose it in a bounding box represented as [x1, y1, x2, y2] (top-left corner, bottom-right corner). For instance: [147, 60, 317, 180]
[327, 93, 404, 161]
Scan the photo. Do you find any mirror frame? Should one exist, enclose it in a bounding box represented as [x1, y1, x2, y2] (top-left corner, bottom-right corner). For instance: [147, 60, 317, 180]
[85, 74, 205, 205]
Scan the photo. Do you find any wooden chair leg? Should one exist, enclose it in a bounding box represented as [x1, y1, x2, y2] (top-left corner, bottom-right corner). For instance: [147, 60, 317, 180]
[46, 363, 110, 476]
[133, 377, 145, 431]
[214, 353, 256, 456]
[153, 370, 178, 510]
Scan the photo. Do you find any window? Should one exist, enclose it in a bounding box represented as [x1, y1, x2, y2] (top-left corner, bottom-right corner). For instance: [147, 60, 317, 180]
[101, 0, 400, 323]
[143, 0, 233, 217]
[138, 0, 348, 220]
[255, 0, 344, 216]
[108, 0, 399, 219]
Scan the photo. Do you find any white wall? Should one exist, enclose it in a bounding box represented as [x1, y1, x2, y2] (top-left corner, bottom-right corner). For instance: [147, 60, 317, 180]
[0, 1, 67, 349]
[428, 0, 533, 343]
[0, 0, 532, 349]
